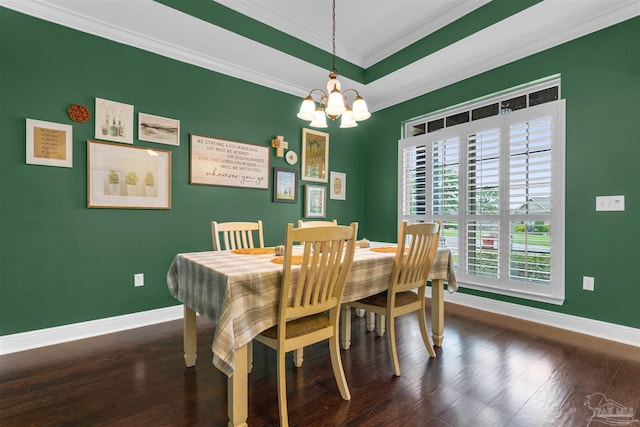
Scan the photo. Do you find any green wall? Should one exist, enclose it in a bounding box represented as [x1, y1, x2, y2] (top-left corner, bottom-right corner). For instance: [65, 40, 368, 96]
[0, 8, 367, 335]
[1, 8, 638, 337]
[361, 17, 640, 329]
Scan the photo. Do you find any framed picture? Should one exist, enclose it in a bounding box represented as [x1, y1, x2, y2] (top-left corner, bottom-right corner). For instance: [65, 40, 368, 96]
[273, 167, 298, 203]
[301, 128, 329, 182]
[87, 140, 171, 209]
[330, 171, 346, 200]
[304, 185, 326, 218]
[94, 98, 134, 144]
[138, 112, 180, 146]
[26, 118, 73, 168]
[190, 134, 269, 189]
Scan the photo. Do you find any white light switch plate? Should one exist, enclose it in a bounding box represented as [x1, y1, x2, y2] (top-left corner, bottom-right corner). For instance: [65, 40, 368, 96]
[596, 195, 625, 211]
[583, 276, 594, 291]
[134, 273, 144, 287]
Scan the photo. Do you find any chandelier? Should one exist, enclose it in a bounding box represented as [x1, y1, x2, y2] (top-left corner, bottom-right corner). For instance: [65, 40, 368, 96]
[296, 0, 370, 128]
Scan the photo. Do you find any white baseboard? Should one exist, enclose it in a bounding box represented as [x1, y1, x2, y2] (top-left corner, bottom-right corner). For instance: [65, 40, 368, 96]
[428, 288, 640, 348]
[2, 295, 638, 355]
[0, 305, 184, 355]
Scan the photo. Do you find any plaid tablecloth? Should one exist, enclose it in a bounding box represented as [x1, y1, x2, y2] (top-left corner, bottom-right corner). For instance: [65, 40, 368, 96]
[166, 244, 456, 376]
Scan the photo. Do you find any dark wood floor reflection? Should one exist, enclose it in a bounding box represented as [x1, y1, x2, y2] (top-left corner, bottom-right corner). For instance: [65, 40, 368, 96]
[1, 303, 639, 426]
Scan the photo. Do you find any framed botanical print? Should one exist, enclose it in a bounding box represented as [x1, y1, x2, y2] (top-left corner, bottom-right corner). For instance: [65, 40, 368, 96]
[87, 140, 171, 209]
[304, 185, 326, 218]
[94, 98, 134, 144]
[301, 128, 329, 182]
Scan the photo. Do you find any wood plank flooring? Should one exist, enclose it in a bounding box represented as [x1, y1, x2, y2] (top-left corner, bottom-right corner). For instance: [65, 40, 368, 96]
[1, 302, 639, 426]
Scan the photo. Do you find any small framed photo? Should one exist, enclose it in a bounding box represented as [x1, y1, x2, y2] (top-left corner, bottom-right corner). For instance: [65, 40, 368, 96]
[87, 140, 171, 209]
[94, 98, 134, 144]
[26, 118, 73, 168]
[138, 112, 180, 146]
[273, 167, 298, 203]
[301, 128, 329, 182]
[304, 185, 326, 218]
[330, 171, 346, 200]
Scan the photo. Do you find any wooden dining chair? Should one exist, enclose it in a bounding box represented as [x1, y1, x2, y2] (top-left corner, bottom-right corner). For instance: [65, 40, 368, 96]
[349, 221, 440, 376]
[211, 220, 264, 251]
[254, 222, 357, 427]
[297, 219, 337, 228]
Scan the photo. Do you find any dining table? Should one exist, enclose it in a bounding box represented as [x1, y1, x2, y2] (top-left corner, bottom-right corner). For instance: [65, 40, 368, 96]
[167, 242, 457, 427]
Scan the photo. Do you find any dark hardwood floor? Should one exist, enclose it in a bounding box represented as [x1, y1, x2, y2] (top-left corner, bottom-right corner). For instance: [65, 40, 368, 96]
[1, 303, 639, 427]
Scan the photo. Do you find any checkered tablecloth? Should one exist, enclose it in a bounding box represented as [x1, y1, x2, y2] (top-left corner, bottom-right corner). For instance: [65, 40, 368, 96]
[166, 244, 456, 376]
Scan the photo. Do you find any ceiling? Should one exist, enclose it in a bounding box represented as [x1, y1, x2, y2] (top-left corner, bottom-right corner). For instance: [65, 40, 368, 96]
[2, 0, 639, 112]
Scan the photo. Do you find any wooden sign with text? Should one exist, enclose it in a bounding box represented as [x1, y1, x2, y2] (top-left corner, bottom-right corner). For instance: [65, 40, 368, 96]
[190, 134, 269, 189]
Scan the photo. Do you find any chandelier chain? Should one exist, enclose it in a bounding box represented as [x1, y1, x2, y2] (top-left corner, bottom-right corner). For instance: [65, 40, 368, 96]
[331, 0, 336, 73]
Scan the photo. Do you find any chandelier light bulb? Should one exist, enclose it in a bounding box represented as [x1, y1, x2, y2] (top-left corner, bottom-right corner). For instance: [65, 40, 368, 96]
[297, 96, 316, 121]
[326, 87, 346, 117]
[310, 105, 328, 128]
[340, 107, 357, 128]
[351, 95, 371, 121]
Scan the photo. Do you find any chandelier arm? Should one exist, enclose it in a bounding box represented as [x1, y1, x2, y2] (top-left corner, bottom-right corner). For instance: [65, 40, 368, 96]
[340, 88, 360, 106]
[306, 88, 329, 105]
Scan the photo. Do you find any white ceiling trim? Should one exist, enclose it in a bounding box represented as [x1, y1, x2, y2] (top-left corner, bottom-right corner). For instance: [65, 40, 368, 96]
[365, 0, 640, 112]
[216, 0, 491, 68]
[1, 0, 638, 114]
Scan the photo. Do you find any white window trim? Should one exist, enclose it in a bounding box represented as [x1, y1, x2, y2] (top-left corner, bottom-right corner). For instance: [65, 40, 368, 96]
[399, 100, 565, 305]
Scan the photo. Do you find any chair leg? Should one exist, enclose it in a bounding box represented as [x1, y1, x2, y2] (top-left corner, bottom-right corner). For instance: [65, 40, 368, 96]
[293, 348, 303, 367]
[277, 350, 289, 427]
[376, 314, 386, 336]
[418, 306, 436, 358]
[329, 335, 351, 401]
[386, 314, 401, 377]
[248, 341, 254, 373]
[366, 311, 375, 332]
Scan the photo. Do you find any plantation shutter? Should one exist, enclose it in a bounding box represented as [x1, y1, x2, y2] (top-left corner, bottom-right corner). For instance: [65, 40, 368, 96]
[398, 98, 564, 304]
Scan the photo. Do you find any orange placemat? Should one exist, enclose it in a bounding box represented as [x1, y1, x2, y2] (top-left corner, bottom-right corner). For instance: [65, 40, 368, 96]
[370, 247, 408, 253]
[232, 248, 275, 255]
[271, 256, 304, 265]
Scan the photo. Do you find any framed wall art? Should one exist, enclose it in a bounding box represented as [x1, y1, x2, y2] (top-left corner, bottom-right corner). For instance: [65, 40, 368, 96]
[304, 185, 326, 218]
[329, 171, 346, 200]
[190, 134, 269, 189]
[26, 118, 73, 168]
[87, 140, 171, 209]
[301, 128, 329, 182]
[273, 167, 298, 203]
[94, 98, 134, 144]
[138, 112, 180, 146]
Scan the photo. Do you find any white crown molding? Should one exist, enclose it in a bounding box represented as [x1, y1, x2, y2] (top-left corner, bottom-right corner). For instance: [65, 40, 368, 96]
[0, 306, 184, 355]
[1, 0, 638, 112]
[426, 288, 640, 348]
[216, 0, 491, 68]
[360, 0, 491, 68]
[365, 0, 640, 112]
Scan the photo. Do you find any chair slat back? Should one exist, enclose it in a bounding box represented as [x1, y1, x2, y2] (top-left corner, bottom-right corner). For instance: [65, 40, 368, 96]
[280, 223, 357, 322]
[211, 220, 264, 251]
[391, 222, 440, 293]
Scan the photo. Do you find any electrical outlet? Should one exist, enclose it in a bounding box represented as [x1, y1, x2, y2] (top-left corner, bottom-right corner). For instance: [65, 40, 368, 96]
[596, 195, 625, 211]
[582, 276, 594, 291]
[134, 273, 144, 287]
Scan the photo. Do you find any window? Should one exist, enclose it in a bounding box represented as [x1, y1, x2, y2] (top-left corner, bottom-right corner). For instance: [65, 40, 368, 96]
[399, 80, 565, 304]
